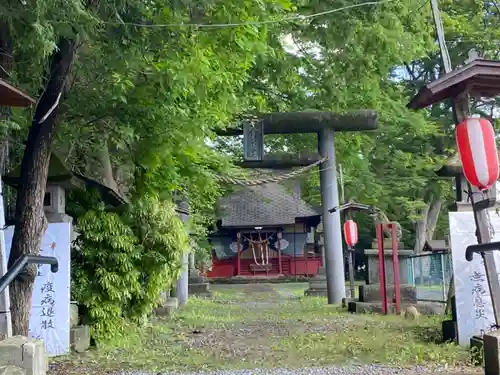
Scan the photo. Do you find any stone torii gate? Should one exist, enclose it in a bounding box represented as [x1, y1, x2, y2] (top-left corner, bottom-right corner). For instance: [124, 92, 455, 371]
[216, 110, 378, 303]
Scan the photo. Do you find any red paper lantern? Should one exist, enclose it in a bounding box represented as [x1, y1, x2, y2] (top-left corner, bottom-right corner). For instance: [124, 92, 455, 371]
[343, 220, 358, 247]
[456, 117, 499, 190]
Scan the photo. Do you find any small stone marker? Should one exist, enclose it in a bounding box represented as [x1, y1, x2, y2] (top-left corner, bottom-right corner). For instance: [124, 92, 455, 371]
[304, 267, 328, 297]
[188, 273, 212, 297]
[70, 302, 79, 328]
[483, 329, 500, 375]
[155, 297, 179, 317]
[403, 305, 420, 320]
[70, 325, 90, 353]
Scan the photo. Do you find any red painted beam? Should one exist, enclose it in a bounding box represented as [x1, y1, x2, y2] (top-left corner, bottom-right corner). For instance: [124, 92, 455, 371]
[377, 224, 388, 315]
[391, 224, 401, 314]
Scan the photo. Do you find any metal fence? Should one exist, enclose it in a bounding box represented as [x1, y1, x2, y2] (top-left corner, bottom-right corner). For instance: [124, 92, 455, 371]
[408, 251, 452, 303]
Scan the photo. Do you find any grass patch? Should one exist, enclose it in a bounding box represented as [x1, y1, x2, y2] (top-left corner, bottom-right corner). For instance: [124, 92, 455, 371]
[274, 314, 466, 367]
[51, 283, 473, 374]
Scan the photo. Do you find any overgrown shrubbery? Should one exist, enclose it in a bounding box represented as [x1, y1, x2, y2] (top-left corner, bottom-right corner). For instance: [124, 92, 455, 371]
[70, 191, 189, 340]
[192, 239, 213, 274]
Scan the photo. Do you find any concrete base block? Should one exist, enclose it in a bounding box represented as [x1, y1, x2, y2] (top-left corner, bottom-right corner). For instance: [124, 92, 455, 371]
[342, 298, 356, 308]
[442, 319, 457, 343]
[358, 284, 417, 303]
[370, 239, 402, 249]
[304, 268, 327, 297]
[347, 301, 444, 315]
[155, 297, 179, 317]
[308, 279, 327, 290]
[484, 329, 500, 375]
[70, 325, 90, 353]
[304, 289, 328, 297]
[470, 335, 483, 366]
[188, 283, 212, 297]
[188, 275, 206, 284]
[0, 336, 46, 375]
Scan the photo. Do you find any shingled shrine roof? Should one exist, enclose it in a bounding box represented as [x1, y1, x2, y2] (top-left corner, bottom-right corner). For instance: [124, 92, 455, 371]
[218, 182, 320, 228]
[3, 153, 126, 207]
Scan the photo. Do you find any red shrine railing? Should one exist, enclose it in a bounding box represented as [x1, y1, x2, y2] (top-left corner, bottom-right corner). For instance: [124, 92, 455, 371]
[207, 255, 322, 278]
[208, 230, 322, 279]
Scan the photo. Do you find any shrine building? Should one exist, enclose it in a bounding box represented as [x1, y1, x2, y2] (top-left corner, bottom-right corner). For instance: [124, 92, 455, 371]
[207, 182, 323, 279]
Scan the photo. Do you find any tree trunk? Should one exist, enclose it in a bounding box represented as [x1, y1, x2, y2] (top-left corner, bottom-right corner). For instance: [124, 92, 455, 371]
[425, 198, 442, 242]
[414, 203, 430, 254]
[8, 38, 77, 335]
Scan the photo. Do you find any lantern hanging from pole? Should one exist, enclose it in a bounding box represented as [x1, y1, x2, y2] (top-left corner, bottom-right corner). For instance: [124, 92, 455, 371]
[456, 116, 499, 191]
[343, 220, 358, 247]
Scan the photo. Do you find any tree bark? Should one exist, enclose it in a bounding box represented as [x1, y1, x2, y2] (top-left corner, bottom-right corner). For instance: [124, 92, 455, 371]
[425, 198, 442, 242]
[7, 38, 77, 335]
[414, 203, 430, 254]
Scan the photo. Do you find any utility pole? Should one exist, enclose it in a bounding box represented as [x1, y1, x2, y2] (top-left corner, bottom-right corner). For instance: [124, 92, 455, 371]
[430, 0, 452, 74]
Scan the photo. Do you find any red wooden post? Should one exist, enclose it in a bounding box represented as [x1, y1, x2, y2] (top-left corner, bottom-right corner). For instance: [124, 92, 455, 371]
[391, 224, 401, 314]
[277, 231, 282, 275]
[377, 224, 388, 314]
[236, 232, 241, 276]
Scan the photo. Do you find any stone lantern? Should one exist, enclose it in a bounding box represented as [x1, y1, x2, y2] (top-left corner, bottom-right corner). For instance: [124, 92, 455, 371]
[5, 154, 84, 224]
[3, 153, 125, 353]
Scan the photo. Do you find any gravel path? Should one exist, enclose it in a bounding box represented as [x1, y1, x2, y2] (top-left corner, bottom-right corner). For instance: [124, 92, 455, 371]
[51, 283, 477, 375]
[116, 365, 481, 375]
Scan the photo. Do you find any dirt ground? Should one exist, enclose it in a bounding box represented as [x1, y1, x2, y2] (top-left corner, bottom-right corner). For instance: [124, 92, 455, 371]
[49, 282, 478, 374]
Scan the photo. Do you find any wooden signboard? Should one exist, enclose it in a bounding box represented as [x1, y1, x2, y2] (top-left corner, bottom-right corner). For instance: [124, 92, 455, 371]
[243, 120, 264, 161]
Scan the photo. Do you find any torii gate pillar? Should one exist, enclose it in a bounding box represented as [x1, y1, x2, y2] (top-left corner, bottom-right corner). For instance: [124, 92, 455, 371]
[215, 110, 378, 305]
[318, 128, 345, 303]
[175, 199, 190, 306]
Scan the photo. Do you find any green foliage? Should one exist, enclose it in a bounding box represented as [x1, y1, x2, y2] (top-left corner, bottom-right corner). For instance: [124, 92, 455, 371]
[238, 0, 499, 247]
[2, 0, 294, 340]
[5, 0, 500, 344]
[72, 194, 189, 339]
[238, 0, 448, 247]
[72, 208, 140, 338]
[191, 239, 213, 272]
[126, 195, 189, 318]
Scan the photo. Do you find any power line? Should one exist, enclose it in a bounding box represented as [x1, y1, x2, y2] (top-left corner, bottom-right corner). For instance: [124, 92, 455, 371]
[98, 0, 395, 29]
